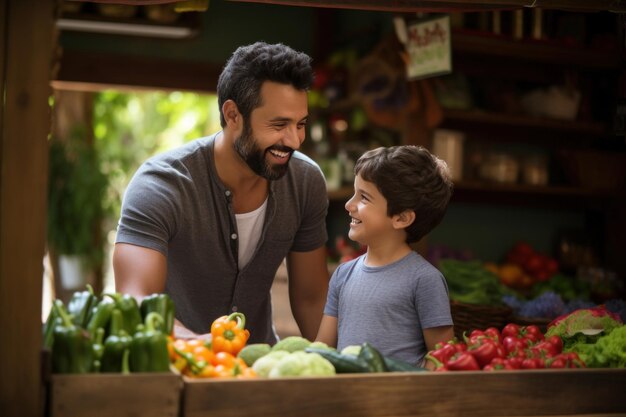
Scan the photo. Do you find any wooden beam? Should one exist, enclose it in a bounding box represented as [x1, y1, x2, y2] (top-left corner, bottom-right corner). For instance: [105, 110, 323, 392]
[53, 50, 222, 93]
[227, 0, 626, 12]
[0, 1, 55, 416]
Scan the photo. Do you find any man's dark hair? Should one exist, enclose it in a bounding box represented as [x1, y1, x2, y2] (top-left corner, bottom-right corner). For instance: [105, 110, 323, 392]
[217, 42, 314, 127]
[354, 146, 454, 243]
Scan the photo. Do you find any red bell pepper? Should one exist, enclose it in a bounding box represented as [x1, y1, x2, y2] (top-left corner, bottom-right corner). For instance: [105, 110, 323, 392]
[467, 338, 503, 368]
[446, 352, 481, 371]
[468, 327, 501, 344]
[502, 323, 544, 343]
[429, 342, 457, 364]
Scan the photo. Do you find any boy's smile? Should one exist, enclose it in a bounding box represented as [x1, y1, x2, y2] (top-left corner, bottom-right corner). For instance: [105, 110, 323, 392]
[345, 175, 392, 246]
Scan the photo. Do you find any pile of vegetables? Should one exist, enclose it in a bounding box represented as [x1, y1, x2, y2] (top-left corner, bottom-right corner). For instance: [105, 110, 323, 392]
[43, 285, 173, 374]
[426, 323, 585, 371]
[439, 259, 514, 306]
[237, 336, 425, 377]
[168, 312, 256, 379]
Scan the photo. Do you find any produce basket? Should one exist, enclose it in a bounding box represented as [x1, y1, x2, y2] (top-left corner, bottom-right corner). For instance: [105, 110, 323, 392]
[450, 301, 513, 339]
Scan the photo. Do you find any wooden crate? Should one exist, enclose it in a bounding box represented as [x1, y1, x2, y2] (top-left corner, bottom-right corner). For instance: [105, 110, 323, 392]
[183, 369, 626, 417]
[49, 373, 182, 417]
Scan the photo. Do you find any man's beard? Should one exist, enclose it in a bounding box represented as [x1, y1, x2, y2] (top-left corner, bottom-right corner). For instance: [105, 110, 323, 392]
[234, 121, 293, 181]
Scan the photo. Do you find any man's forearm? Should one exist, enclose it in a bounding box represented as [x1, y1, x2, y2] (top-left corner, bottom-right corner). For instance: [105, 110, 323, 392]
[291, 298, 325, 341]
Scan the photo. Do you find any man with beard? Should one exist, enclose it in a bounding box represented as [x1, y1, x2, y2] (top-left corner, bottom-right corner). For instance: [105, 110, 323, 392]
[113, 42, 329, 344]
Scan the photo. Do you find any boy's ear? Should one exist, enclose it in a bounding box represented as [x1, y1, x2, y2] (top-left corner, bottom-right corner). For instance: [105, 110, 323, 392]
[393, 210, 416, 230]
[222, 100, 242, 128]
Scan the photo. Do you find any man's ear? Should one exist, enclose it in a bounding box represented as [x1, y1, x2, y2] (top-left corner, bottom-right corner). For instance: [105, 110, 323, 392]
[393, 210, 416, 230]
[222, 100, 241, 128]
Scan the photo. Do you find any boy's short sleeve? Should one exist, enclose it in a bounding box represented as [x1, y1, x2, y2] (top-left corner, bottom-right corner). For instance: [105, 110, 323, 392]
[415, 271, 453, 329]
[323, 264, 345, 318]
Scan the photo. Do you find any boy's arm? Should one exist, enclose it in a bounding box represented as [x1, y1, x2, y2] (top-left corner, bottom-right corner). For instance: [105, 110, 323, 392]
[423, 325, 455, 370]
[315, 315, 338, 347]
[423, 325, 455, 352]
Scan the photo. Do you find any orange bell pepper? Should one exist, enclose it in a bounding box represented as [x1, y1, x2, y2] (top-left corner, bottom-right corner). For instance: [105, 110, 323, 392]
[210, 312, 250, 356]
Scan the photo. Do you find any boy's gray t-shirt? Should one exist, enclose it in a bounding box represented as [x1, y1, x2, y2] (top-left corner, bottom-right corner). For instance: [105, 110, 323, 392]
[324, 251, 453, 365]
[115, 133, 328, 344]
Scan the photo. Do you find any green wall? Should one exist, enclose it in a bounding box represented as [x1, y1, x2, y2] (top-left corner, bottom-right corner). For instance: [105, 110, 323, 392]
[60, 0, 317, 63]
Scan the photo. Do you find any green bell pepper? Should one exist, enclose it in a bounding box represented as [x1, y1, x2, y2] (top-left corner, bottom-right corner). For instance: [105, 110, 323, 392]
[86, 296, 116, 337]
[67, 284, 97, 328]
[129, 312, 170, 373]
[92, 327, 105, 372]
[140, 293, 175, 335]
[42, 302, 61, 350]
[51, 300, 94, 374]
[101, 309, 132, 373]
[105, 292, 142, 336]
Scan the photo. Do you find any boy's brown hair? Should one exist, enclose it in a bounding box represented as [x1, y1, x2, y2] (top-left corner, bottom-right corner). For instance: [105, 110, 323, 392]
[354, 145, 453, 243]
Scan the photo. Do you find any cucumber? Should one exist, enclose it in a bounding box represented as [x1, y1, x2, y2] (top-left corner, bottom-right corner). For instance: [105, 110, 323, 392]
[358, 343, 388, 373]
[305, 347, 370, 373]
[383, 356, 427, 372]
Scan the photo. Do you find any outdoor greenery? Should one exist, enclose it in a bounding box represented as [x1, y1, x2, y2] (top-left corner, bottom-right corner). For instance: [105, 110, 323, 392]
[47, 90, 220, 274]
[93, 90, 221, 231]
[47, 125, 109, 267]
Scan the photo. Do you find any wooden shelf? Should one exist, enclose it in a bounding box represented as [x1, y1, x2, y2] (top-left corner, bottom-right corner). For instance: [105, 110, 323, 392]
[452, 30, 623, 70]
[443, 109, 608, 136]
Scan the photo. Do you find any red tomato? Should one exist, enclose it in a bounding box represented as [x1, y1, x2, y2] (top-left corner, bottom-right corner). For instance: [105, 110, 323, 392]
[546, 335, 563, 354]
[524, 325, 544, 343]
[503, 336, 528, 354]
[545, 258, 559, 275]
[501, 323, 521, 338]
[524, 254, 545, 274]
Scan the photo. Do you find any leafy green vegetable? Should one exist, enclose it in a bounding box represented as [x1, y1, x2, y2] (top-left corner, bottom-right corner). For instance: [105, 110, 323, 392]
[268, 351, 336, 377]
[307, 341, 334, 351]
[341, 345, 362, 356]
[530, 274, 591, 301]
[251, 351, 290, 377]
[439, 259, 515, 306]
[271, 336, 312, 353]
[546, 307, 623, 351]
[573, 325, 626, 368]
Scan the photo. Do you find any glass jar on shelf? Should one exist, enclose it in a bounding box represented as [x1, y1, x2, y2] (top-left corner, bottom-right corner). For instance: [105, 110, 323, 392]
[479, 152, 519, 184]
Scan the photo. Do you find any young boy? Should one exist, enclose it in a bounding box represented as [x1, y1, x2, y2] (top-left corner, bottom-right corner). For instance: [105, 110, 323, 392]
[316, 145, 455, 367]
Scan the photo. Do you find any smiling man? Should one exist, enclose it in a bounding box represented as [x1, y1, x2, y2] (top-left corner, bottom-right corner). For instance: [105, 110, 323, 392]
[113, 42, 330, 344]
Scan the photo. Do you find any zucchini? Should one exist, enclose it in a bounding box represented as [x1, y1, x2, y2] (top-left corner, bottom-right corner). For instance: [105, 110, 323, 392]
[357, 343, 388, 373]
[383, 356, 426, 372]
[305, 347, 370, 373]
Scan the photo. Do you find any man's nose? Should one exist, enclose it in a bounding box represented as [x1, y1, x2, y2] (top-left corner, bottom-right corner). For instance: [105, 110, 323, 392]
[283, 125, 303, 150]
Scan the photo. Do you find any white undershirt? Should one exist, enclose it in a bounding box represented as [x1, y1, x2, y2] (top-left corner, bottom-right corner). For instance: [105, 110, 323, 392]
[235, 197, 268, 269]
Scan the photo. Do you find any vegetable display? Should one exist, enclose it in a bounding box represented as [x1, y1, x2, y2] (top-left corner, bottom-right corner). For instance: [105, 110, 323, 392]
[51, 299, 95, 374]
[425, 324, 586, 371]
[439, 259, 514, 306]
[44, 286, 175, 374]
[168, 313, 256, 379]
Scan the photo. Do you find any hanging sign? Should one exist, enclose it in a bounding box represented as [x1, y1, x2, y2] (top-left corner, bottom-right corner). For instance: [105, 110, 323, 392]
[405, 15, 452, 80]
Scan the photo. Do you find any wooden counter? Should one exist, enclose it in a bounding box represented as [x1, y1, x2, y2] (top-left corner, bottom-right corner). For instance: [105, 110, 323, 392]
[48, 369, 626, 417]
[183, 369, 626, 417]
